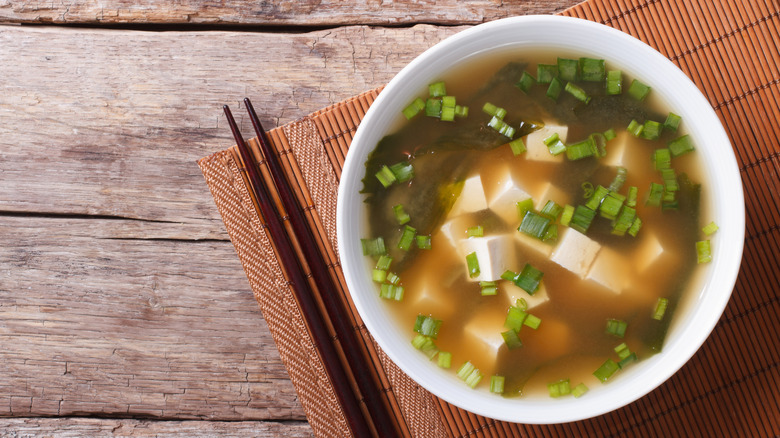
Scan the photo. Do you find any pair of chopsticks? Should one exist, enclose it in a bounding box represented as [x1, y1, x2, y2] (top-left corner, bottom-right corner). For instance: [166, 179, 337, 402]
[223, 99, 400, 438]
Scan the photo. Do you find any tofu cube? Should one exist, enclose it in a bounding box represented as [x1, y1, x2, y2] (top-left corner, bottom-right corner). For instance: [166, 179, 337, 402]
[500, 280, 550, 310]
[603, 131, 629, 167]
[514, 231, 554, 258]
[486, 168, 532, 224]
[458, 234, 516, 282]
[449, 174, 488, 217]
[463, 311, 506, 365]
[409, 280, 456, 319]
[532, 182, 571, 212]
[634, 232, 665, 273]
[586, 247, 630, 294]
[550, 228, 601, 278]
[524, 122, 568, 162]
[439, 215, 481, 250]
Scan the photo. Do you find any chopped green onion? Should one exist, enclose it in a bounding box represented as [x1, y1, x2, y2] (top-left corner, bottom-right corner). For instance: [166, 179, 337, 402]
[547, 139, 567, 155]
[393, 204, 410, 225]
[488, 116, 516, 138]
[523, 313, 541, 330]
[425, 98, 442, 118]
[411, 334, 438, 359]
[611, 206, 636, 236]
[661, 168, 678, 192]
[440, 105, 456, 122]
[618, 352, 638, 369]
[627, 119, 644, 137]
[542, 223, 558, 242]
[414, 314, 443, 338]
[372, 269, 387, 283]
[605, 70, 622, 95]
[565, 82, 591, 103]
[515, 71, 537, 93]
[441, 95, 456, 108]
[664, 112, 682, 132]
[641, 120, 663, 140]
[606, 319, 627, 338]
[509, 138, 526, 156]
[557, 58, 580, 82]
[626, 186, 638, 208]
[398, 225, 417, 251]
[608, 166, 628, 192]
[572, 383, 589, 398]
[614, 342, 631, 360]
[456, 361, 483, 389]
[519, 211, 552, 240]
[585, 185, 610, 210]
[416, 234, 432, 250]
[591, 132, 607, 157]
[646, 182, 664, 207]
[600, 192, 625, 220]
[376, 255, 393, 270]
[540, 200, 564, 220]
[375, 165, 397, 188]
[428, 81, 447, 97]
[389, 162, 414, 182]
[503, 305, 527, 331]
[516, 198, 534, 220]
[402, 97, 426, 119]
[543, 132, 560, 146]
[703, 221, 719, 235]
[490, 375, 505, 394]
[385, 271, 400, 285]
[548, 379, 571, 398]
[628, 217, 643, 237]
[696, 240, 712, 263]
[515, 298, 528, 311]
[603, 127, 617, 141]
[580, 57, 605, 81]
[467, 225, 484, 237]
[479, 281, 498, 296]
[537, 64, 558, 84]
[560, 204, 575, 227]
[653, 148, 672, 170]
[466, 252, 480, 278]
[668, 134, 695, 157]
[652, 297, 669, 320]
[437, 351, 452, 368]
[581, 181, 595, 199]
[379, 283, 404, 300]
[566, 137, 597, 160]
[627, 79, 651, 101]
[482, 102, 507, 119]
[593, 359, 620, 382]
[361, 237, 386, 256]
[546, 77, 564, 100]
[516, 263, 544, 295]
[501, 329, 523, 350]
[570, 205, 597, 234]
[454, 105, 469, 118]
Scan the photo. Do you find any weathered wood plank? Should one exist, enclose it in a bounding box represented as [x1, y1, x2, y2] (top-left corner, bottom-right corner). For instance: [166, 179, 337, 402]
[0, 418, 313, 436]
[0, 1, 583, 25]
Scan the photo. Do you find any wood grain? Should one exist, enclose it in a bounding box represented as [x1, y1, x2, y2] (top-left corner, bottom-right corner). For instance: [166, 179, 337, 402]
[0, 0, 583, 26]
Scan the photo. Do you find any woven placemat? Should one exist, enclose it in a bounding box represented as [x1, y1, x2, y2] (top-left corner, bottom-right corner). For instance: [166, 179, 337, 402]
[199, 0, 780, 436]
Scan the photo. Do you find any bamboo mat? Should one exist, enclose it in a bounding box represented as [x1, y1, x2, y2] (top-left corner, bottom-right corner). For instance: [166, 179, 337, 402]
[199, 0, 780, 436]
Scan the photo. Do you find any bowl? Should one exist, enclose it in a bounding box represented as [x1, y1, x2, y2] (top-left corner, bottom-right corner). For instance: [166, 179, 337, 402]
[336, 15, 744, 423]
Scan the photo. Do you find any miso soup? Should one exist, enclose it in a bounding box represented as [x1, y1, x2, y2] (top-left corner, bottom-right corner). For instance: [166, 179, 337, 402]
[360, 53, 712, 398]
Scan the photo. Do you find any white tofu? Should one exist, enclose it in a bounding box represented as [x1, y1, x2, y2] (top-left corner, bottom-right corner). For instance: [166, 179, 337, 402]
[603, 131, 629, 167]
[500, 280, 550, 310]
[524, 122, 568, 162]
[463, 311, 506, 364]
[550, 228, 601, 278]
[449, 174, 488, 217]
[532, 182, 571, 211]
[458, 234, 516, 282]
[586, 247, 630, 294]
[409, 280, 456, 318]
[514, 231, 554, 258]
[634, 232, 665, 273]
[439, 215, 480, 250]
[486, 168, 532, 224]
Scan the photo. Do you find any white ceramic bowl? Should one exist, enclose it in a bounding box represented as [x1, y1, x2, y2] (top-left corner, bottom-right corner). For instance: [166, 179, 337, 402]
[337, 15, 744, 424]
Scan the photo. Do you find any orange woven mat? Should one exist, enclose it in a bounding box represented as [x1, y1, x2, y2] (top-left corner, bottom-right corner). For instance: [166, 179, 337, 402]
[199, 0, 780, 436]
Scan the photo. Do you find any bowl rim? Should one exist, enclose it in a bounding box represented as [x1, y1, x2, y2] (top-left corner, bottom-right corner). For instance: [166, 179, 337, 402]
[337, 14, 745, 424]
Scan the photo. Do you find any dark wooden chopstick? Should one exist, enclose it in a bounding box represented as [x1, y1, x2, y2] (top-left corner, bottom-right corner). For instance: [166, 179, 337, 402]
[243, 98, 401, 438]
[222, 105, 374, 438]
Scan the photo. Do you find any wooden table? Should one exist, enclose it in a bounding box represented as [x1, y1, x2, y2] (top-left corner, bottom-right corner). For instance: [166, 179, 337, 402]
[0, 1, 582, 435]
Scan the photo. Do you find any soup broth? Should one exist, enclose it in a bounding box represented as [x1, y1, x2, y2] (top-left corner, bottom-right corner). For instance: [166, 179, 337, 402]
[360, 53, 710, 397]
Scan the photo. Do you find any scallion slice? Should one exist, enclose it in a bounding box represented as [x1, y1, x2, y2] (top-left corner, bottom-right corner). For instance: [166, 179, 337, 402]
[608, 166, 628, 192]
[614, 342, 631, 360]
[565, 82, 591, 103]
[501, 329, 523, 350]
[516, 198, 534, 220]
[600, 192, 625, 220]
[456, 361, 483, 389]
[379, 283, 404, 301]
[523, 313, 541, 330]
[618, 352, 638, 369]
[572, 383, 589, 398]
[668, 134, 695, 157]
[467, 225, 484, 237]
[488, 116, 516, 138]
[385, 271, 400, 285]
[428, 81, 447, 97]
[540, 200, 564, 220]
[397, 225, 417, 251]
[372, 269, 387, 283]
[566, 137, 597, 160]
[402, 97, 426, 119]
[546, 77, 564, 100]
[454, 105, 469, 118]
[376, 255, 392, 270]
[503, 305, 527, 332]
[466, 252, 480, 278]
[606, 319, 627, 338]
[653, 148, 672, 170]
[560, 204, 575, 227]
[626, 186, 638, 208]
[440, 105, 456, 122]
[516, 263, 543, 295]
[509, 138, 526, 156]
[490, 375, 505, 394]
[375, 165, 397, 188]
[664, 112, 682, 132]
[389, 161, 414, 182]
[652, 297, 669, 320]
[627, 119, 644, 137]
[537, 64, 558, 84]
[393, 204, 410, 225]
[628, 217, 642, 237]
[519, 211, 552, 240]
[411, 334, 438, 359]
[548, 379, 571, 398]
[414, 314, 443, 338]
[603, 127, 617, 141]
[696, 240, 712, 263]
[437, 351, 452, 369]
[515, 72, 537, 93]
[570, 205, 597, 234]
[702, 221, 719, 235]
[585, 185, 610, 210]
[361, 237, 387, 256]
[425, 98, 442, 118]
[580, 57, 606, 81]
[416, 234, 432, 250]
[593, 359, 620, 382]
[591, 132, 607, 157]
[611, 206, 636, 236]
[641, 120, 663, 140]
[479, 281, 498, 296]
[646, 182, 664, 207]
[557, 58, 580, 82]
[482, 102, 507, 119]
[605, 70, 622, 95]
[627, 79, 651, 101]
